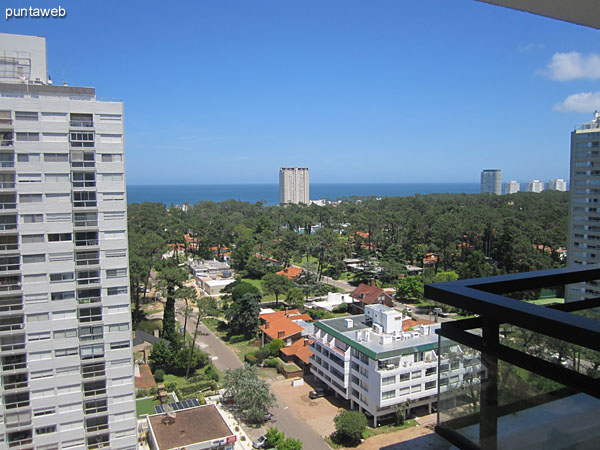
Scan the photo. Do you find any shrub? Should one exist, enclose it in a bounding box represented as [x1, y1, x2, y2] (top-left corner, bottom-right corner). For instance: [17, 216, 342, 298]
[266, 338, 285, 356]
[164, 381, 177, 392]
[154, 369, 165, 383]
[332, 303, 348, 313]
[229, 334, 247, 344]
[245, 353, 258, 365]
[264, 357, 279, 368]
[333, 410, 367, 446]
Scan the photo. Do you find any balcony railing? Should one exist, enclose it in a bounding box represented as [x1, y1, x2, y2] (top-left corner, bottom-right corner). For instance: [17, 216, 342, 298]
[0, 203, 16, 210]
[0, 140, 13, 147]
[0, 224, 17, 232]
[0, 183, 15, 189]
[78, 297, 101, 305]
[425, 265, 600, 450]
[70, 120, 94, 128]
[74, 219, 98, 228]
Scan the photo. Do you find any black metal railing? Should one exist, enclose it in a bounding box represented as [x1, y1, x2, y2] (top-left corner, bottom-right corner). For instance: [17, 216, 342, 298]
[425, 265, 600, 450]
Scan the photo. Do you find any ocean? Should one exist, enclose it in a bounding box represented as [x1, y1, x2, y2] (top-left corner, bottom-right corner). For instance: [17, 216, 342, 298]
[126, 183, 481, 206]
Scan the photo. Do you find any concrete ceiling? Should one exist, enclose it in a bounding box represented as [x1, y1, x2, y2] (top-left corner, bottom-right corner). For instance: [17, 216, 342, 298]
[476, 0, 600, 29]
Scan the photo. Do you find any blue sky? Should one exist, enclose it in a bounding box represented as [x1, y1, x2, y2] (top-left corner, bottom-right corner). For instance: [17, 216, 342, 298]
[3, 0, 600, 184]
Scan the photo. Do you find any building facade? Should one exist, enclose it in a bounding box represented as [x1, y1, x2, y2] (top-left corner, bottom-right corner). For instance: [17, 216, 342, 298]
[309, 304, 474, 427]
[567, 111, 600, 302]
[0, 33, 137, 450]
[480, 169, 502, 195]
[526, 179, 544, 193]
[279, 167, 309, 204]
[548, 178, 567, 191]
[504, 180, 520, 194]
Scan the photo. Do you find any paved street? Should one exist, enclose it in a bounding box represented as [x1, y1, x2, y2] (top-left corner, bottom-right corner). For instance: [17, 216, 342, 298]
[174, 300, 331, 449]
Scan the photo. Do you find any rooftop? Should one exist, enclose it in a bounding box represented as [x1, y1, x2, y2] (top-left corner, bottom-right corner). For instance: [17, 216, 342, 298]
[314, 313, 439, 360]
[148, 404, 235, 450]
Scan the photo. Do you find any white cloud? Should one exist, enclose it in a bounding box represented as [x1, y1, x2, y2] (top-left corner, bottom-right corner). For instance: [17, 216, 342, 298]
[518, 43, 543, 53]
[554, 91, 600, 113]
[540, 52, 600, 81]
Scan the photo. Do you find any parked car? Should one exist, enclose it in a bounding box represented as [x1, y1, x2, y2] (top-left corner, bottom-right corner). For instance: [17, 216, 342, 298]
[309, 387, 327, 399]
[253, 435, 267, 449]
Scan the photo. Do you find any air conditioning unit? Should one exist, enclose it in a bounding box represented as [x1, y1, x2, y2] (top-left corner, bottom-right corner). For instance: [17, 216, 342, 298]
[386, 364, 395, 370]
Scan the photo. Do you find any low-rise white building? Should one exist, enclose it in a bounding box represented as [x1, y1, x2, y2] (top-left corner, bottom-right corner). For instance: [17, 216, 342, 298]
[310, 304, 475, 426]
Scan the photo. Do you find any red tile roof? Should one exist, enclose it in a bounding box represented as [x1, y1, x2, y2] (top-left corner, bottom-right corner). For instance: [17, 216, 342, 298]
[280, 338, 313, 364]
[350, 283, 394, 306]
[402, 319, 435, 331]
[259, 309, 312, 341]
[276, 266, 303, 279]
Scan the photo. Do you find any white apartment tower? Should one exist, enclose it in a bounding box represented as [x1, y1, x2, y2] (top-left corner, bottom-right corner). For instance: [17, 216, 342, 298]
[279, 167, 309, 204]
[526, 179, 545, 193]
[568, 111, 600, 302]
[0, 33, 137, 450]
[548, 178, 567, 191]
[504, 180, 520, 194]
[480, 169, 502, 195]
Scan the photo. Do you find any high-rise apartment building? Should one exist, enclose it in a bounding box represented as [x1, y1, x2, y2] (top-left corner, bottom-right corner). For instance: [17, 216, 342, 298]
[504, 180, 520, 194]
[526, 179, 544, 193]
[480, 169, 502, 195]
[567, 111, 600, 302]
[279, 167, 309, 204]
[0, 33, 137, 450]
[548, 178, 567, 191]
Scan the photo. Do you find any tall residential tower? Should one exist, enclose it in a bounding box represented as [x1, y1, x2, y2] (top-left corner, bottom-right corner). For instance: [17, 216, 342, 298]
[279, 167, 309, 204]
[567, 111, 600, 302]
[0, 33, 137, 450]
[480, 169, 502, 195]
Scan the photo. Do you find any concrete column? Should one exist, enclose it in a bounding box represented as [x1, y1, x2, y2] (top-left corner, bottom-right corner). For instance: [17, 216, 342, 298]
[373, 415, 378, 428]
[428, 401, 432, 414]
[350, 399, 354, 409]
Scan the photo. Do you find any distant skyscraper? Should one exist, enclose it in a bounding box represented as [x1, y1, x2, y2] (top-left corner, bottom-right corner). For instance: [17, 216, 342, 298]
[567, 111, 600, 302]
[0, 33, 136, 449]
[481, 169, 502, 195]
[279, 167, 309, 204]
[504, 180, 520, 194]
[548, 179, 567, 191]
[526, 180, 544, 193]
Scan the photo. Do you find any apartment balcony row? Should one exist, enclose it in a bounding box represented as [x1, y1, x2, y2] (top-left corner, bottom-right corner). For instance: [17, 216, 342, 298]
[425, 265, 600, 450]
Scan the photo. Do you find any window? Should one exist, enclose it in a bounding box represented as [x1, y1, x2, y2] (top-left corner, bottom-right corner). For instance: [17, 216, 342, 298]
[79, 307, 102, 323]
[382, 375, 395, 386]
[46, 212, 71, 222]
[100, 173, 123, 182]
[19, 194, 42, 203]
[44, 153, 69, 162]
[77, 270, 100, 285]
[425, 380, 436, 390]
[31, 388, 54, 399]
[23, 274, 46, 283]
[101, 153, 123, 163]
[21, 234, 43, 244]
[17, 173, 41, 182]
[411, 384, 422, 393]
[110, 358, 132, 368]
[57, 384, 80, 394]
[98, 114, 121, 122]
[71, 150, 95, 167]
[31, 369, 53, 380]
[27, 312, 48, 322]
[15, 111, 38, 121]
[74, 212, 98, 227]
[106, 268, 127, 278]
[107, 304, 128, 314]
[53, 329, 77, 339]
[16, 132, 39, 141]
[42, 132, 68, 142]
[17, 153, 40, 162]
[107, 286, 127, 296]
[104, 230, 125, 240]
[55, 348, 78, 358]
[48, 233, 72, 242]
[104, 249, 126, 258]
[21, 214, 43, 224]
[28, 332, 50, 341]
[411, 370, 421, 379]
[45, 193, 70, 203]
[52, 310, 77, 320]
[56, 366, 79, 376]
[399, 373, 410, 382]
[73, 191, 96, 207]
[102, 192, 124, 201]
[111, 375, 131, 385]
[41, 112, 67, 122]
[79, 326, 103, 341]
[51, 291, 75, 301]
[49, 252, 73, 262]
[108, 323, 129, 333]
[99, 134, 122, 143]
[110, 341, 130, 350]
[22, 254, 44, 264]
[50, 272, 74, 283]
[382, 390, 395, 400]
[33, 407, 55, 417]
[24, 293, 48, 303]
[103, 211, 125, 220]
[29, 351, 51, 361]
[72, 171, 95, 187]
[80, 344, 104, 360]
[70, 132, 94, 147]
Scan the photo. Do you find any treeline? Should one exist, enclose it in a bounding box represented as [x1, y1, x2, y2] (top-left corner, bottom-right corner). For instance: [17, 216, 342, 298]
[128, 190, 568, 302]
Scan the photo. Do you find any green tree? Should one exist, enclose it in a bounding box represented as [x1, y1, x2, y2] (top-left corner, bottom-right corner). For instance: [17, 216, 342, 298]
[396, 276, 424, 302]
[175, 285, 197, 343]
[333, 410, 367, 446]
[286, 287, 304, 309]
[186, 296, 218, 379]
[278, 438, 303, 450]
[262, 273, 294, 306]
[227, 293, 261, 337]
[231, 281, 261, 302]
[158, 264, 187, 345]
[265, 428, 285, 448]
[149, 340, 173, 373]
[223, 365, 276, 424]
[265, 338, 285, 357]
[245, 256, 269, 279]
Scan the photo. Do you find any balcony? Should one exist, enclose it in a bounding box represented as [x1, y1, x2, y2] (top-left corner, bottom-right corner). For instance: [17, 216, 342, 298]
[425, 265, 600, 450]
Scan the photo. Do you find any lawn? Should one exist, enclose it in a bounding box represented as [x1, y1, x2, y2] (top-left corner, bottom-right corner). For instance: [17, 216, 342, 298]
[240, 278, 277, 302]
[136, 393, 176, 417]
[362, 419, 418, 439]
[529, 297, 564, 306]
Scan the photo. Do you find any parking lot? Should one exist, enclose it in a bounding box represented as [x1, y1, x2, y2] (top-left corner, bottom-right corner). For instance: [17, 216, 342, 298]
[269, 375, 344, 438]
